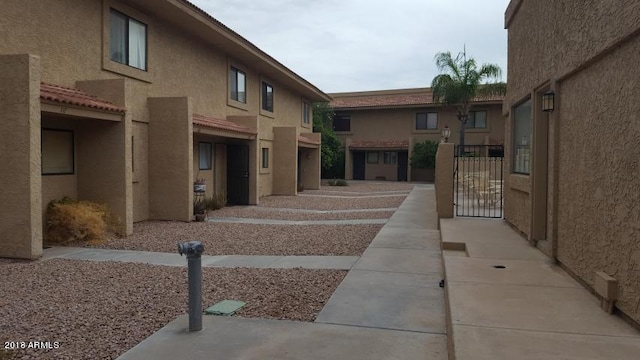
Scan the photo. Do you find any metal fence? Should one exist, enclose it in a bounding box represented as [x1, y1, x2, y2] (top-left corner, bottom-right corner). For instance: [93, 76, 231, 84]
[454, 145, 504, 218]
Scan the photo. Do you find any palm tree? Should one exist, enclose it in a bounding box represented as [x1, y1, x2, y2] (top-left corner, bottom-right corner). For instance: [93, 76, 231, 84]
[431, 49, 506, 149]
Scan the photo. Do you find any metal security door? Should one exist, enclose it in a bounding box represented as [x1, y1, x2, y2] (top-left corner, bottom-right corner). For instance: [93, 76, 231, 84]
[227, 144, 249, 205]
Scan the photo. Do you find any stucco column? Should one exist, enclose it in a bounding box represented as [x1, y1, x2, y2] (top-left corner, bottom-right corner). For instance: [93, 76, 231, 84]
[76, 79, 132, 235]
[435, 143, 454, 219]
[344, 138, 353, 180]
[0, 54, 42, 259]
[273, 127, 297, 195]
[299, 134, 321, 190]
[148, 97, 193, 221]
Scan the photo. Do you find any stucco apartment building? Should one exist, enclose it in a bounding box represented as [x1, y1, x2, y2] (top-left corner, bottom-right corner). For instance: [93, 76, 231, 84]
[329, 88, 504, 181]
[504, 0, 640, 324]
[0, 0, 329, 260]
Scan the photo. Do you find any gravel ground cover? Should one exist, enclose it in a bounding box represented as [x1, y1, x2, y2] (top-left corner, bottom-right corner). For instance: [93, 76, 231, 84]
[0, 259, 346, 360]
[208, 207, 395, 221]
[257, 194, 406, 210]
[87, 222, 383, 256]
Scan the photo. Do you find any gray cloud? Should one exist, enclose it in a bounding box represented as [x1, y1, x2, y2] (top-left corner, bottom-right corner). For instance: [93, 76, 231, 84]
[190, 0, 510, 93]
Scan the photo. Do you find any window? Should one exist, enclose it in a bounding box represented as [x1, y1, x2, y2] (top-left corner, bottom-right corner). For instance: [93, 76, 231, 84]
[383, 152, 397, 165]
[367, 152, 379, 164]
[262, 82, 274, 112]
[230, 67, 246, 103]
[110, 9, 147, 71]
[416, 112, 438, 130]
[512, 100, 532, 174]
[42, 129, 74, 175]
[302, 102, 310, 125]
[261, 148, 269, 168]
[466, 111, 487, 129]
[333, 114, 351, 132]
[199, 142, 212, 170]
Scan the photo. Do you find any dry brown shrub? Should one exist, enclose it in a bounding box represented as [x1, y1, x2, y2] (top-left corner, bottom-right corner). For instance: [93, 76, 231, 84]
[46, 197, 118, 245]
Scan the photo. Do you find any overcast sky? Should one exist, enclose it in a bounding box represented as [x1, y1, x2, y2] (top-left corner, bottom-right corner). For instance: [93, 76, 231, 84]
[189, 0, 510, 93]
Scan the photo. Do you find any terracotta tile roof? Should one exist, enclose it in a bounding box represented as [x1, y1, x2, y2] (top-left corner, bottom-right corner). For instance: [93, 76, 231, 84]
[40, 83, 126, 113]
[298, 134, 320, 145]
[192, 114, 257, 136]
[349, 140, 409, 149]
[330, 88, 503, 109]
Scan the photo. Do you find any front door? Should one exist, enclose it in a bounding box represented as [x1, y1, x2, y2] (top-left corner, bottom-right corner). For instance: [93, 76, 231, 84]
[227, 144, 249, 205]
[397, 151, 408, 181]
[353, 151, 365, 180]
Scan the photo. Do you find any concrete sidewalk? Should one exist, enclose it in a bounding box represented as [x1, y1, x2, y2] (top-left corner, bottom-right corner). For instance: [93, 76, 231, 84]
[440, 218, 640, 360]
[117, 185, 448, 360]
[42, 247, 359, 270]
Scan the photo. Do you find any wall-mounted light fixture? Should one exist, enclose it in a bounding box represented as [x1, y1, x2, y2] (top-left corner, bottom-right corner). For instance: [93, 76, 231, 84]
[441, 125, 451, 143]
[542, 91, 555, 112]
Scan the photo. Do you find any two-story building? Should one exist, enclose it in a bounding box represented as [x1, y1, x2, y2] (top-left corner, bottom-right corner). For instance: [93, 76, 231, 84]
[329, 88, 504, 181]
[0, 0, 329, 259]
[504, 0, 640, 325]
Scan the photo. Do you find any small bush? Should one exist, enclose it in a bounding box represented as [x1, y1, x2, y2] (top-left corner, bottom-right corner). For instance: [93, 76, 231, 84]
[328, 179, 348, 186]
[46, 197, 117, 245]
[410, 140, 438, 169]
[195, 193, 226, 215]
[204, 193, 226, 211]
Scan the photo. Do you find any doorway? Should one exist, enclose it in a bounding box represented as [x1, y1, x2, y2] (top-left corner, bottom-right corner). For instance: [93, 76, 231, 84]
[226, 144, 249, 205]
[353, 151, 365, 180]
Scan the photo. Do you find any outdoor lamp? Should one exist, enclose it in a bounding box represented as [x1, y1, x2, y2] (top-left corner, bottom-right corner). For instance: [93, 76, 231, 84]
[442, 125, 451, 143]
[542, 91, 555, 112]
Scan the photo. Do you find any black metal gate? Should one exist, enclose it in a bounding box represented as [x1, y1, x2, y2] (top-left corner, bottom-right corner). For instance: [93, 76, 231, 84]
[227, 144, 249, 205]
[454, 145, 504, 218]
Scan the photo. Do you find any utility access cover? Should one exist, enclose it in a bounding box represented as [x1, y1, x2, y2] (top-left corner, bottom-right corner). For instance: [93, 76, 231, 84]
[204, 300, 246, 316]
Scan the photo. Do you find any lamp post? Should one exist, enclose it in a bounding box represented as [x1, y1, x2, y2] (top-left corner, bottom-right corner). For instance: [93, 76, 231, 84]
[441, 125, 451, 143]
[542, 91, 555, 112]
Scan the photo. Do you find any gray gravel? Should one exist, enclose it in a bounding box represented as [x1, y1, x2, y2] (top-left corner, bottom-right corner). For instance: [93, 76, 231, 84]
[258, 195, 406, 210]
[0, 259, 346, 360]
[84, 222, 383, 256]
[208, 207, 395, 221]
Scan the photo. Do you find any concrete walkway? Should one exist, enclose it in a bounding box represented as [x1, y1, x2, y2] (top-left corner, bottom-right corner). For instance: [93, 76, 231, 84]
[206, 217, 387, 225]
[42, 246, 358, 270]
[440, 218, 640, 360]
[117, 185, 448, 360]
[229, 206, 398, 214]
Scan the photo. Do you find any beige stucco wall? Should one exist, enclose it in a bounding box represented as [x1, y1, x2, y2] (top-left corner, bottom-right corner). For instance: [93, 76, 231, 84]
[435, 143, 454, 219]
[0, 54, 42, 259]
[334, 104, 503, 181]
[335, 105, 504, 146]
[505, 0, 640, 323]
[148, 97, 192, 221]
[363, 153, 400, 181]
[132, 121, 149, 222]
[1, 0, 323, 231]
[273, 127, 298, 195]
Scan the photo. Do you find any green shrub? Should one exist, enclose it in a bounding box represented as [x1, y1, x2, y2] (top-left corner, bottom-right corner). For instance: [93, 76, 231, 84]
[410, 140, 439, 169]
[46, 197, 117, 244]
[328, 179, 348, 186]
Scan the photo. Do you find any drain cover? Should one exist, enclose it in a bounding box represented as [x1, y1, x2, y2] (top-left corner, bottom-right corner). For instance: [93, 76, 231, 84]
[205, 300, 246, 316]
[492, 265, 506, 269]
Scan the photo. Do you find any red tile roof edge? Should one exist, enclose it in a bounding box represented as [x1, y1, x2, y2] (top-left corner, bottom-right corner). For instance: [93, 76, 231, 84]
[329, 89, 504, 110]
[192, 114, 258, 136]
[298, 134, 320, 145]
[40, 83, 126, 114]
[349, 140, 410, 149]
